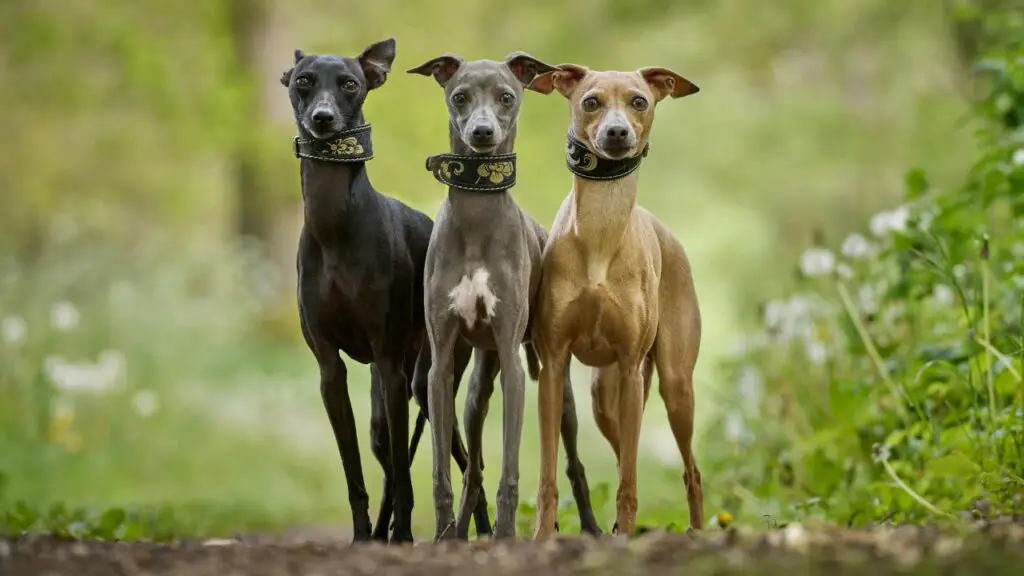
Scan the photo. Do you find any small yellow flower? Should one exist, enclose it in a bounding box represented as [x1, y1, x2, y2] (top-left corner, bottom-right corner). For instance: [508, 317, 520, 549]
[48, 405, 83, 453]
[477, 161, 513, 185]
[328, 137, 364, 156]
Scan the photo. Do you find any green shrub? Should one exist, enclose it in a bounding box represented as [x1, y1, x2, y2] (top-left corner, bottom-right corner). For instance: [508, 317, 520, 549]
[702, 14, 1023, 528]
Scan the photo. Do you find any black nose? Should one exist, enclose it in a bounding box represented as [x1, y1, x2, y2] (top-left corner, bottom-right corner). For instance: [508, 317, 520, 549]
[312, 109, 335, 124]
[472, 125, 495, 140]
[605, 126, 629, 140]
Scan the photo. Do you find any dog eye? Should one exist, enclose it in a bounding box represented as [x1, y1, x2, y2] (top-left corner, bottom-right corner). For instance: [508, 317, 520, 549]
[451, 93, 468, 106]
[631, 96, 649, 110]
[582, 96, 600, 112]
[499, 92, 515, 106]
[295, 77, 312, 89]
[342, 79, 358, 92]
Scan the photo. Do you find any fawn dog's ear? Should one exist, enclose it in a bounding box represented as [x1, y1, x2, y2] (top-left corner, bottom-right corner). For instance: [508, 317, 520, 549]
[638, 67, 699, 102]
[406, 54, 464, 86]
[528, 64, 589, 98]
[504, 52, 559, 92]
[281, 49, 307, 87]
[359, 38, 396, 90]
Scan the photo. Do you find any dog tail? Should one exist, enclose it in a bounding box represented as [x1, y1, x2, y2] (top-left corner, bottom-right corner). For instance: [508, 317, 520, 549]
[409, 409, 428, 462]
[524, 341, 541, 381]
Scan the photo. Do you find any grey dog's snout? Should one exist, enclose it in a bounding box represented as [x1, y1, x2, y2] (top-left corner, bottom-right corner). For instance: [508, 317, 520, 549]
[471, 125, 495, 140]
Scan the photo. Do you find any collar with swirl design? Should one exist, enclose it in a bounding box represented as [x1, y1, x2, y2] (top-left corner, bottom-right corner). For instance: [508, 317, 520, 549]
[565, 132, 648, 181]
[293, 124, 374, 163]
[425, 153, 517, 192]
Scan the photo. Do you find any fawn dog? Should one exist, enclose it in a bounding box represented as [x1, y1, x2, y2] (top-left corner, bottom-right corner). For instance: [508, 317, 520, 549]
[527, 63, 704, 538]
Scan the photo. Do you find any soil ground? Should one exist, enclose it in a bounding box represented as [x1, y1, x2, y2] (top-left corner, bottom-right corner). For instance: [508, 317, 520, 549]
[3, 520, 1023, 576]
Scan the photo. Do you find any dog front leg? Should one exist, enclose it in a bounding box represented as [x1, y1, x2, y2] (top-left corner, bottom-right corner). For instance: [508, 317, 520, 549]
[427, 315, 460, 541]
[614, 363, 645, 536]
[560, 364, 602, 536]
[456, 349, 498, 539]
[451, 342, 493, 536]
[318, 352, 373, 541]
[377, 357, 413, 544]
[368, 368, 394, 542]
[534, 345, 569, 540]
[494, 329, 527, 539]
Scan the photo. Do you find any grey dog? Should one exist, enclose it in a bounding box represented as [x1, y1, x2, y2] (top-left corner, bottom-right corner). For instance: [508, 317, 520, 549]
[408, 53, 603, 540]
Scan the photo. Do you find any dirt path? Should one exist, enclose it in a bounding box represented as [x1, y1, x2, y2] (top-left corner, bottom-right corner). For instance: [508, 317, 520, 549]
[4, 520, 1024, 576]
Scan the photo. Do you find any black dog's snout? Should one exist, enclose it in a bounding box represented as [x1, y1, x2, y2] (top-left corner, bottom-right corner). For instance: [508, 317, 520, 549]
[312, 109, 336, 124]
[605, 125, 629, 140]
[471, 125, 495, 140]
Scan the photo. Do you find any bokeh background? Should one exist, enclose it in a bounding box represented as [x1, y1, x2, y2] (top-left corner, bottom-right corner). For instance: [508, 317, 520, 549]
[2, 0, 1020, 538]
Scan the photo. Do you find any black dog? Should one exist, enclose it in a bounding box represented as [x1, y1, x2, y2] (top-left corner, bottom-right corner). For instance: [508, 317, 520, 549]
[280, 38, 490, 544]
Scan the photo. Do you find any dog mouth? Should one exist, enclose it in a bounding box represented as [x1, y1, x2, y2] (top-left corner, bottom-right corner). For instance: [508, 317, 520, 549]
[594, 141, 638, 160]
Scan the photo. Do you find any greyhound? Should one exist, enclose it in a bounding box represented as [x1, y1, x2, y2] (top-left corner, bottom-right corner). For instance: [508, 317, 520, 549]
[407, 53, 603, 540]
[526, 64, 705, 539]
[280, 38, 490, 544]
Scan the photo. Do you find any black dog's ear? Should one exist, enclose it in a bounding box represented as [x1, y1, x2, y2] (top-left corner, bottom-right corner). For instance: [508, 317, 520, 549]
[294, 49, 306, 64]
[504, 52, 559, 90]
[406, 53, 464, 86]
[280, 67, 293, 87]
[359, 38, 396, 90]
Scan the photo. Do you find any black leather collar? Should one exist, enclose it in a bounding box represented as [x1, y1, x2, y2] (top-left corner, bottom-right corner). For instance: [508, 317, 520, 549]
[565, 132, 648, 180]
[293, 124, 374, 162]
[425, 153, 517, 192]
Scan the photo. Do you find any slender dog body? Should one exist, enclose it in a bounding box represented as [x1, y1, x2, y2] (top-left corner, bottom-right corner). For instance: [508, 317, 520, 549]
[281, 39, 489, 544]
[529, 65, 705, 538]
[408, 54, 602, 540]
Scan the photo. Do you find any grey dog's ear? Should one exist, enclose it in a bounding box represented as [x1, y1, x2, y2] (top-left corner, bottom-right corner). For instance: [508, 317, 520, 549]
[504, 52, 559, 91]
[359, 38, 396, 90]
[406, 53, 464, 86]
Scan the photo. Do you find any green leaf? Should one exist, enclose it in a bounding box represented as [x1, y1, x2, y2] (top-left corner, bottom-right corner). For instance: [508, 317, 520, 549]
[97, 507, 127, 538]
[904, 169, 930, 199]
[925, 453, 981, 478]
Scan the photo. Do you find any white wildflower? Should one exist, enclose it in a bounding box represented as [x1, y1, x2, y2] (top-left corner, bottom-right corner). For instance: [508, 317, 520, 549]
[932, 284, 955, 306]
[44, 350, 126, 394]
[50, 301, 80, 332]
[132, 389, 160, 418]
[1013, 148, 1024, 166]
[869, 206, 909, 237]
[836, 263, 854, 280]
[840, 233, 871, 259]
[953, 264, 967, 280]
[799, 247, 835, 277]
[736, 365, 763, 410]
[858, 284, 879, 314]
[805, 341, 828, 366]
[2, 316, 27, 346]
[917, 209, 934, 232]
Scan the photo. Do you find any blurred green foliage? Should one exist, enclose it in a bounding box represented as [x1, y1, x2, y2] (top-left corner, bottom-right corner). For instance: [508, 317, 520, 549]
[0, 0, 1010, 540]
[701, 8, 1023, 529]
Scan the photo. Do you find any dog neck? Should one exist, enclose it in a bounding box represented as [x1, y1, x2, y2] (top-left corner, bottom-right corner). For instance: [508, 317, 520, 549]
[295, 117, 373, 240]
[568, 172, 639, 259]
[442, 122, 518, 197]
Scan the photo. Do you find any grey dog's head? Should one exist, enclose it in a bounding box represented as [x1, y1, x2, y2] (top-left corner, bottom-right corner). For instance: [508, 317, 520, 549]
[280, 39, 396, 139]
[407, 52, 558, 154]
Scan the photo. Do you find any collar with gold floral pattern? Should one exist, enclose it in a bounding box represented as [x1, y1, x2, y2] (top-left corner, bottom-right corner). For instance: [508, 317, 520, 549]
[293, 124, 374, 163]
[425, 153, 517, 192]
[565, 131, 648, 181]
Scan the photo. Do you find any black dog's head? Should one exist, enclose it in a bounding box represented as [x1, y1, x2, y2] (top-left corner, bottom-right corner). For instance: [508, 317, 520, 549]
[280, 38, 396, 139]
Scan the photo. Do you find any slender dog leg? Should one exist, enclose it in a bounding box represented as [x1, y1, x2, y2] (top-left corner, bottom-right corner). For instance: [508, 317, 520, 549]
[456, 349, 499, 539]
[493, 323, 528, 539]
[452, 342, 493, 535]
[368, 368, 394, 542]
[534, 345, 569, 539]
[414, 342, 492, 536]
[560, 363, 602, 536]
[376, 356, 413, 544]
[654, 350, 703, 529]
[427, 315, 461, 541]
[591, 366, 621, 460]
[317, 350, 373, 541]
[614, 363, 645, 536]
